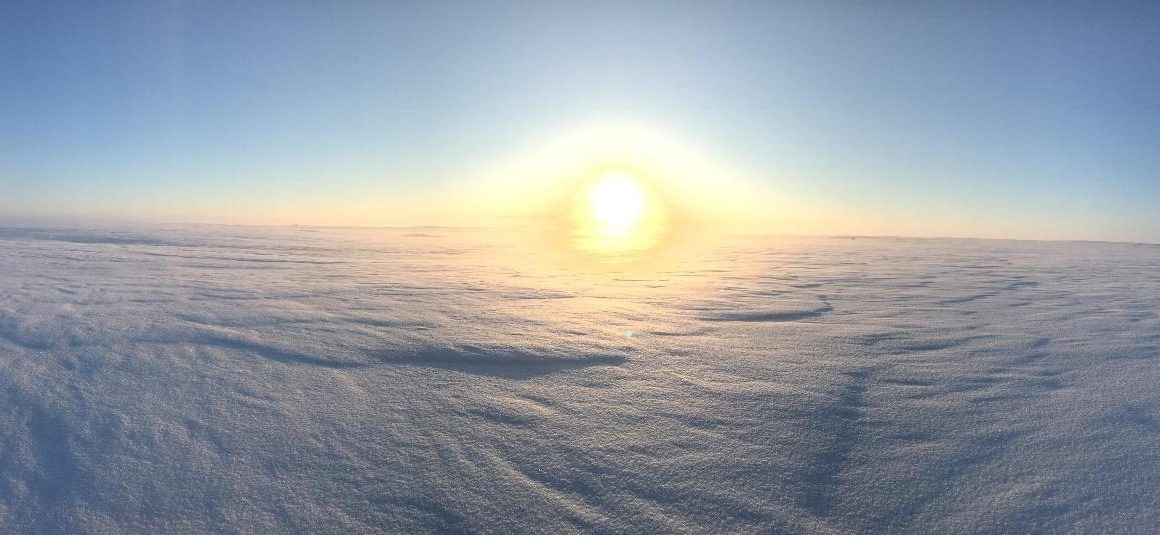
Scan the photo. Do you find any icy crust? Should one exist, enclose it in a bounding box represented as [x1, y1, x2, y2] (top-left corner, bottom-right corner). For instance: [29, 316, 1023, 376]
[0, 224, 1158, 533]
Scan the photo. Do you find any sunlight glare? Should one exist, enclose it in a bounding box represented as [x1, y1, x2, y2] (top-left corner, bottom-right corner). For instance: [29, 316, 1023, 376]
[588, 173, 645, 229]
[570, 170, 669, 259]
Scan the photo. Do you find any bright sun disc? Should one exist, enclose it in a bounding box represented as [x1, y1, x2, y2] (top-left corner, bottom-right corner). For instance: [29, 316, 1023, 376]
[588, 173, 645, 228]
[569, 170, 669, 257]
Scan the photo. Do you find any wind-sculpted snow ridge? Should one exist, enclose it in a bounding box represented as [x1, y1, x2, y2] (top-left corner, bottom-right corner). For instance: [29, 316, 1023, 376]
[0, 225, 1158, 533]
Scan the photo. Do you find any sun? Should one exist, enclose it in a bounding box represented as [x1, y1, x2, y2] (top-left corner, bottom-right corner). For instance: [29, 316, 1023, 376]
[587, 173, 645, 228]
[568, 169, 669, 257]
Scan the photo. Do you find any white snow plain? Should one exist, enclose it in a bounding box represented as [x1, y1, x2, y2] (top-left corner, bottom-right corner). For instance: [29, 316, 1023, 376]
[0, 223, 1158, 533]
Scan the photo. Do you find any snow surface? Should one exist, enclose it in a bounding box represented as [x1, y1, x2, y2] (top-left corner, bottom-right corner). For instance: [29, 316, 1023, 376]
[0, 223, 1158, 533]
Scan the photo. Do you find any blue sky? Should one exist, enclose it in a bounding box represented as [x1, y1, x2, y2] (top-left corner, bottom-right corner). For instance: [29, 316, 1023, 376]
[2, 1, 1158, 241]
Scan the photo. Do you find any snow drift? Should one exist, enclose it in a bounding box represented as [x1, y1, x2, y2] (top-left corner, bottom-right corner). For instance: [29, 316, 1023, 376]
[0, 224, 1157, 532]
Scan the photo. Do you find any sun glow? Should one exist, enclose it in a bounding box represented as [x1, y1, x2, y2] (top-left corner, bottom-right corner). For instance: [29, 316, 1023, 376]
[569, 170, 669, 258]
[465, 120, 762, 259]
[588, 173, 645, 229]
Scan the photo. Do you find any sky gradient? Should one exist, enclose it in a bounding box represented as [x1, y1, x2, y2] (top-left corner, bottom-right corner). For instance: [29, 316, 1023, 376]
[2, 1, 1158, 242]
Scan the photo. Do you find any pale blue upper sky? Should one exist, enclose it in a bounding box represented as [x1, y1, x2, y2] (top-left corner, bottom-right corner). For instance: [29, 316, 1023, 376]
[2, 1, 1158, 241]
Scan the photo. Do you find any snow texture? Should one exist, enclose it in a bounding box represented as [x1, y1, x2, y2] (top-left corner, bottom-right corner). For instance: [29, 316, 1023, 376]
[0, 223, 1158, 533]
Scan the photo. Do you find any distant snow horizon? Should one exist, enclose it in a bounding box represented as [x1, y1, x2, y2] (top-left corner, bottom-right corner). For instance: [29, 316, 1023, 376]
[1, 216, 1157, 247]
